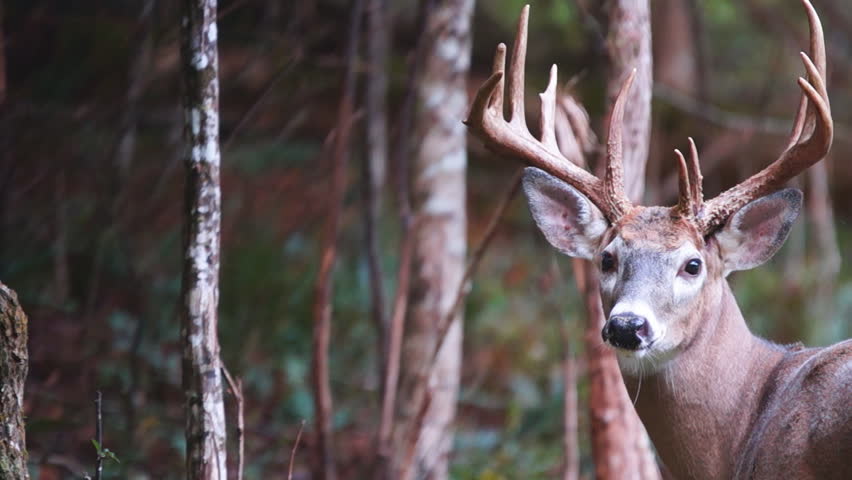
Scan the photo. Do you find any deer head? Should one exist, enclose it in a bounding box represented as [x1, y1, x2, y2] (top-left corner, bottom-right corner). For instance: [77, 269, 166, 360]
[465, 1, 832, 374]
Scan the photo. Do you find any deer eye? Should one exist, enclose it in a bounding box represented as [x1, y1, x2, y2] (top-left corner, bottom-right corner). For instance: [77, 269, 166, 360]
[684, 258, 702, 276]
[601, 252, 616, 272]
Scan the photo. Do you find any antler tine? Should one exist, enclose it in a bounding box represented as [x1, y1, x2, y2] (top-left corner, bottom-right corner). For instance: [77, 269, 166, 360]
[674, 149, 693, 218]
[539, 64, 559, 151]
[507, 5, 529, 128]
[787, 0, 826, 149]
[464, 6, 611, 216]
[604, 69, 637, 220]
[699, 0, 832, 233]
[490, 43, 507, 113]
[686, 137, 703, 215]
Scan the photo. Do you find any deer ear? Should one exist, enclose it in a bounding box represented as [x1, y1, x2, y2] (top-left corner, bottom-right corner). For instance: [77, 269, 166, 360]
[715, 188, 802, 275]
[522, 167, 608, 259]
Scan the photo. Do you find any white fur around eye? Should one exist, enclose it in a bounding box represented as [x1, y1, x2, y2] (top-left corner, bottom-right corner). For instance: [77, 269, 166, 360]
[600, 267, 617, 295]
[673, 270, 704, 302]
[672, 250, 705, 302]
[598, 239, 619, 297]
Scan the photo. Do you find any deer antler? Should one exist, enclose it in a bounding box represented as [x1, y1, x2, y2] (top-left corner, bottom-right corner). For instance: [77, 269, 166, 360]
[695, 0, 832, 233]
[464, 5, 635, 223]
[674, 137, 703, 218]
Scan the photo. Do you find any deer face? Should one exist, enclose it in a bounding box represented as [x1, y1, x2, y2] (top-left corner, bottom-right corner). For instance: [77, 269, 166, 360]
[523, 167, 802, 374]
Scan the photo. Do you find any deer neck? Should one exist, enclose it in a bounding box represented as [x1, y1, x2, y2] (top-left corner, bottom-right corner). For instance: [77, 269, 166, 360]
[623, 280, 786, 480]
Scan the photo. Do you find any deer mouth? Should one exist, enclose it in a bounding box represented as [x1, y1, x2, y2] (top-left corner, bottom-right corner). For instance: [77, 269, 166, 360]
[611, 338, 656, 353]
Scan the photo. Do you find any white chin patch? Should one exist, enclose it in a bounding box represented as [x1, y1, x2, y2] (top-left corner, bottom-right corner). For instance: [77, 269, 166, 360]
[616, 349, 667, 377]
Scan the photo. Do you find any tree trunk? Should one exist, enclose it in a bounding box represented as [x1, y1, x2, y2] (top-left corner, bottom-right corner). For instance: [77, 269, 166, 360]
[579, 1, 661, 479]
[0, 283, 28, 480]
[179, 0, 228, 478]
[390, 0, 474, 478]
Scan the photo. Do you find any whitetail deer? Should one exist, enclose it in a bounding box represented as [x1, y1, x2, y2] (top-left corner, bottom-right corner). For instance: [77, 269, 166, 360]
[465, 1, 851, 479]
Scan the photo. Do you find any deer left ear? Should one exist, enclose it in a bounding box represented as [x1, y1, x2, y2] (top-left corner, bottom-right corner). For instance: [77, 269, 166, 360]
[715, 188, 802, 275]
[522, 167, 608, 259]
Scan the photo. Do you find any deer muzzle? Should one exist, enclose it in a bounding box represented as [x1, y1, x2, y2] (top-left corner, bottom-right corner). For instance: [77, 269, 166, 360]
[603, 313, 652, 350]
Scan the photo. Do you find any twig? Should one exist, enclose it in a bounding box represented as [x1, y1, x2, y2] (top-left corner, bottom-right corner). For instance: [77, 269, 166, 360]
[393, 170, 521, 479]
[222, 59, 296, 153]
[311, 1, 364, 479]
[654, 83, 790, 134]
[94, 391, 103, 480]
[221, 366, 245, 480]
[431, 170, 523, 367]
[288, 420, 306, 480]
[655, 83, 852, 144]
[377, 216, 416, 457]
[396, 170, 521, 477]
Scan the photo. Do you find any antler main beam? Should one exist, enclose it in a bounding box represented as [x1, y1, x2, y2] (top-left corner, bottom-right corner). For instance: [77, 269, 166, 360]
[698, 0, 832, 233]
[464, 5, 634, 222]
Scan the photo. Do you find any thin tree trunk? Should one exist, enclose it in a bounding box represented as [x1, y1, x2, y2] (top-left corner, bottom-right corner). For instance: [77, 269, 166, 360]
[562, 343, 579, 480]
[0, 0, 7, 261]
[651, 0, 700, 97]
[648, 0, 701, 205]
[52, 172, 70, 305]
[364, 0, 390, 380]
[115, 0, 155, 183]
[580, 1, 660, 479]
[0, 283, 28, 480]
[0, 0, 5, 108]
[390, 1, 474, 478]
[311, 1, 364, 479]
[179, 0, 228, 478]
[806, 159, 840, 330]
[0, 0, 6, 106]
[377, 3, 425, 474]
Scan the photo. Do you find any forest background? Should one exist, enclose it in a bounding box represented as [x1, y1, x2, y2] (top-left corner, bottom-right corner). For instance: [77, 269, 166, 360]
[2, 0, 851, 478]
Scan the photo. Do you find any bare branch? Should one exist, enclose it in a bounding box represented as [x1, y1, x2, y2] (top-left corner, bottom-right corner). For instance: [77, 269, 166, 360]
[311, 2, 364, 478]
[221, 367, 245, 480]
[434, 170, 523, 360]
[287, 421, 306, 480]
[94, 391, 103, 480]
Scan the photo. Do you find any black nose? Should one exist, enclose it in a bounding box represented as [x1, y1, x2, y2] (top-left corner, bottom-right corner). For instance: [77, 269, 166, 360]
[602, 313, 650, 350]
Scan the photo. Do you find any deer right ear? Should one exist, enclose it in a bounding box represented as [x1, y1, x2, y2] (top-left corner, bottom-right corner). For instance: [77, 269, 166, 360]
[522, 167, 608, 259]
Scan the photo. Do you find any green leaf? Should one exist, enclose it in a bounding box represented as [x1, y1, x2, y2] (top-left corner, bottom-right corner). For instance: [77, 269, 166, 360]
[103, 448, 121, 464]
[91, 438, 121, 464]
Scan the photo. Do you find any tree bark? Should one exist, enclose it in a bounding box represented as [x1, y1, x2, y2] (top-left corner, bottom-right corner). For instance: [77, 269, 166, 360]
[390, 0, 474, 478]
[179, 1, 228, 478]
[580, 1, 661, 479]
[0, 283, 28, 480]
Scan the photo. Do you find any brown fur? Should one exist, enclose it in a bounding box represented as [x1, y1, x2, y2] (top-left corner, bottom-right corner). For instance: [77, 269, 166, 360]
[614, 206, 704, 250]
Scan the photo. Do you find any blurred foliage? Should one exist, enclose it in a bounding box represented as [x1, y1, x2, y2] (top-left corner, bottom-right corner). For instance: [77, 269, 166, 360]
[1, 0, 850, 478]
